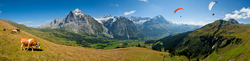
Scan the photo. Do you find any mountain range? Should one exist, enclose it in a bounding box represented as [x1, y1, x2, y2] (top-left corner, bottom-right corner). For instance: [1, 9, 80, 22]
[39, 8, 200, 40]
[130, 15, 200, 39]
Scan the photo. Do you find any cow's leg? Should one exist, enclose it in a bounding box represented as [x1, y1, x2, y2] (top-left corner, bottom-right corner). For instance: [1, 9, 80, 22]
[21, 44, 26, 51]
[23, 46, 26, 51]
[26, 45, 30, 51]
[31, 46, 34, 51]
[21, 44, 23, 51]
[22, 44, 26, 51]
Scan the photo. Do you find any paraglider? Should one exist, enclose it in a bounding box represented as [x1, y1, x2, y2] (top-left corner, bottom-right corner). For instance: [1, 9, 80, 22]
[174, 8, 184, 13]
[174, 8, 184, 17]
[209, 1, 217, 11]
[209, 1, 217, 16]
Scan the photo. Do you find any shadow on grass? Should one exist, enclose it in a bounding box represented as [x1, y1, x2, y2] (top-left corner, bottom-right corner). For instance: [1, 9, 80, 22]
[25, 48, 43, 51]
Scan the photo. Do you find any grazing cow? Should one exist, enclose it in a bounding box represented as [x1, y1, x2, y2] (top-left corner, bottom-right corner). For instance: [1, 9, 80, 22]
[16, 29, 20, 32]
[3, 27, 7, 31]
[20, 38, 40, 51]
[11, 30, 18, 34]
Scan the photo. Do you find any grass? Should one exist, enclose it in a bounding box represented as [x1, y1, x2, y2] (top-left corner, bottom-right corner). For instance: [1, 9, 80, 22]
[0, 19, 176, 61]
[206, 52, 220, 61]
[203, 22, 250, 61]
[164, 56, 188, 61]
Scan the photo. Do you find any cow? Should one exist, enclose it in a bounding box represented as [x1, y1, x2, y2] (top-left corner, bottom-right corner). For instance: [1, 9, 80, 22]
[20, 38, 40, 51]
[11, 30, 18, 34]
[16, 29, 20, 32]
[3, 27, 7, 31]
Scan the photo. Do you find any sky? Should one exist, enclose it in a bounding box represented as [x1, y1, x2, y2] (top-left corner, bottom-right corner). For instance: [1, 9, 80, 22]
[0, 0, 250, 28]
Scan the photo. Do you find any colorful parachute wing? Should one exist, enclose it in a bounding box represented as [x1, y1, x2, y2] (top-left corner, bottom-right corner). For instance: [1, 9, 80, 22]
[209, 1, 217, 11]
[174, 8, 184, 13]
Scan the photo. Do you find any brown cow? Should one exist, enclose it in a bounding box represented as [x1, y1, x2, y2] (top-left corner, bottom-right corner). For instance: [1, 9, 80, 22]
[16, 29, 20, 32]
[11, 30, 18, 34]
[20, 38, 40, 51]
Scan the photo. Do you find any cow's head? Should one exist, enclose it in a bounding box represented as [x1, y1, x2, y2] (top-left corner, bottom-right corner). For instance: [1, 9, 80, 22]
[36, 42, 40, 48]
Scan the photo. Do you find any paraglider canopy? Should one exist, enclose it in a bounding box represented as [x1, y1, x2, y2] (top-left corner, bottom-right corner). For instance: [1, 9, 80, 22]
[209, 1, 217, 11]
[174, 8, 184, 13]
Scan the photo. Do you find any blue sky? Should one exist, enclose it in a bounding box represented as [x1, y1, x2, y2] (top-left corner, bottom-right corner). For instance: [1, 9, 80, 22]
[0, 0, 250, 27]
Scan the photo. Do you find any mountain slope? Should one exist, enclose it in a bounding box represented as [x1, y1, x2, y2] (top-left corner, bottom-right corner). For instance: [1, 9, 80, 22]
[151, 19, 250, 60]
[0, 19, 186, 61]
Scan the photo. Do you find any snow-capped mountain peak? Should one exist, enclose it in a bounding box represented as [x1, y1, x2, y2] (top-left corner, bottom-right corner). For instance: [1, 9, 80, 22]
[157, 14, 162, 17]
[73, 8, 83, 16]
[103, 13, 112, 18]
[95, 14, 116, 24]
[75, 8, 80, 12]
[156, 14, 163, 18]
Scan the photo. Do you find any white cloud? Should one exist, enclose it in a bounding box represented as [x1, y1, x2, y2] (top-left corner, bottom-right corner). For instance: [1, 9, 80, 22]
[0, 11, 1, 13]
[189, 21, 209, 26]
[18, 21, 33, 24]
[224, 7, 250, 20]
[115, 4, 119, 7]
[174, 21, 212, 26]
[124, 10, 136, 15]
[139, 0, 148, 3]
[110, 4, 119, 7]
[27, 25, 41, 28]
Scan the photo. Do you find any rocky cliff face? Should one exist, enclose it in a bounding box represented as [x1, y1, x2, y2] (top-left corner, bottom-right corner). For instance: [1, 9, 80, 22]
[39, 8, 112, 38]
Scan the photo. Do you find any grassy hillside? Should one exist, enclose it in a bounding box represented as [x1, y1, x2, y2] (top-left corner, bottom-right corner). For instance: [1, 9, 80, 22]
[0, 19, 189, 61]
[150, 19, 250, 60]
